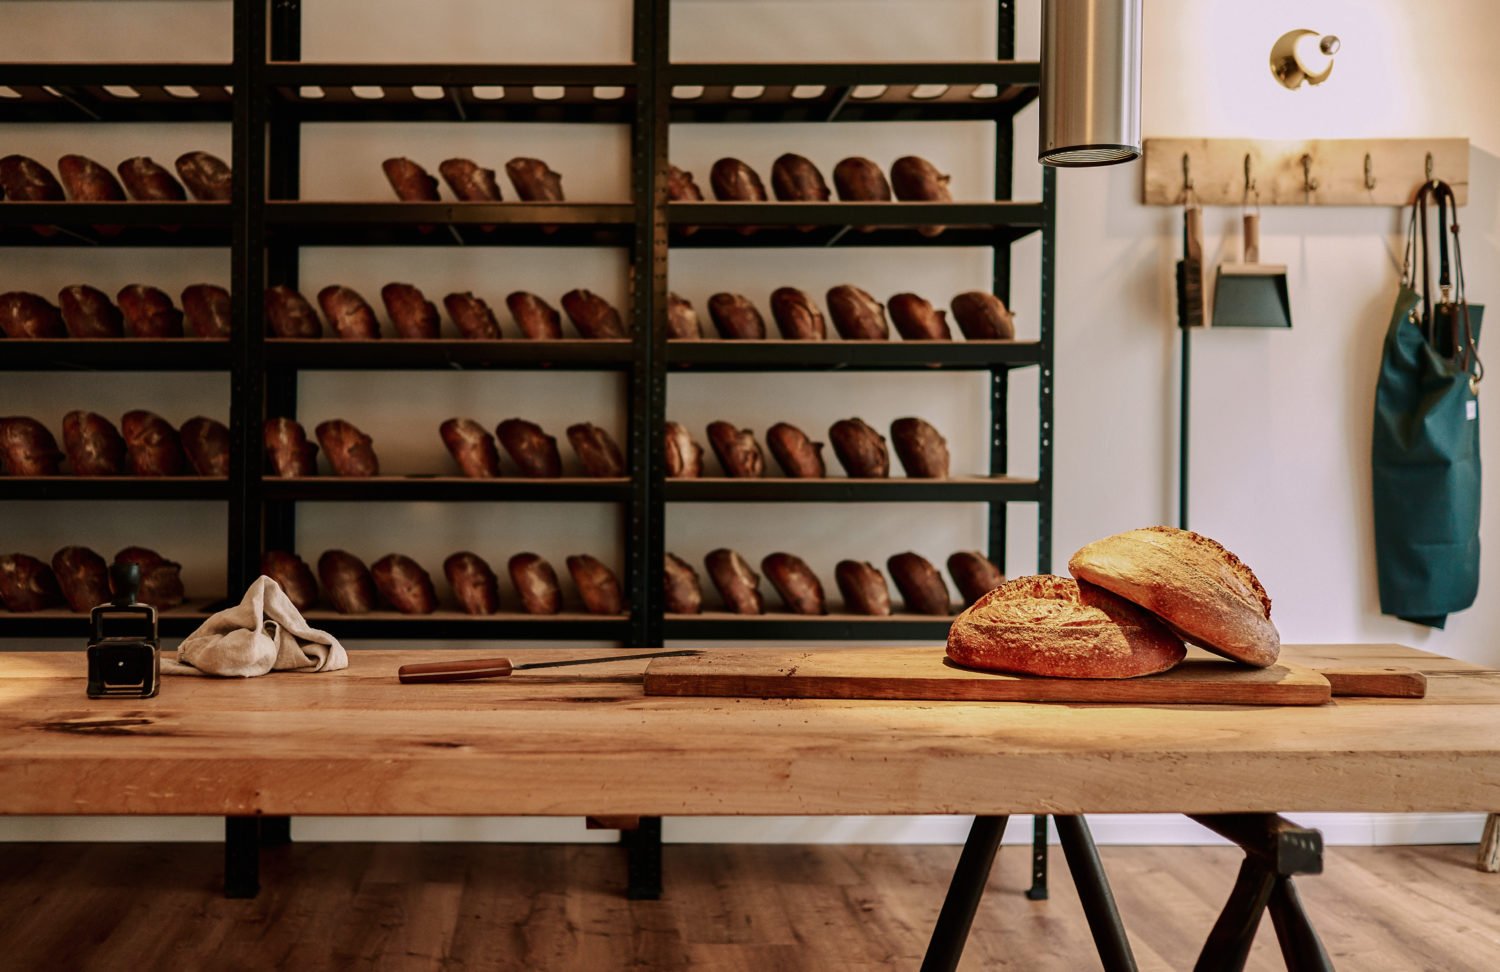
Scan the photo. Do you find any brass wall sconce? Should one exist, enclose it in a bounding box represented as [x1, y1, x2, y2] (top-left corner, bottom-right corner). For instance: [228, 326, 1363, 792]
[1270, 29, 1340, 89]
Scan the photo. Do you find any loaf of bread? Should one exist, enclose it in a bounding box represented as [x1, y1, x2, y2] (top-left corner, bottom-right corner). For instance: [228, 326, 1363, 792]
[440, 418, 501, 478]
[762, 552, 826, 615]
[372, 553, 437, 614]
[62, 411, 125, 476]
[948, 575, 1186, 678]
[59, 285, 124, 338]
[664, 553, 703, 614]
[115, 285, 184, 338]
[835, 560, 891, 616]
[0, 155, 64, 200]
[708, 293, 766, 339]
[509, 552, 561, 614]
[833, 157, 892, 201]
[506, 292, 563, 340]
[1068, 526, 1281, 667]
[117, 157, 186, 201]
[667, 293, 703, 340]
[948, 551, 1004, 605]
[766, 422, 825, 478]
[890, 156, 951, 236]
[182, 284, 232, 338]
[887, 552, 949, 615]
[950, 292, 1015, 340]
[114, 546, 184, 610]
[561, 289, 628, 339]
[705, 548, 763, 614]
[382, 158, 440, 201]
[567, 423, 626, 478]
[769, 287, 826, 340]
[0, 417, 62, 476]
[771, 153, 830, 202]
[707, 421, 765, 478]
[827, 285, 889, 340]
[665, 421, 703, 478]
[318, 550, 378, 614]
[888, 293, 952, 341]
[261, 551, 318, 612]
[829, 418, 888, 478]
[497, 419, 562, 478]
[891, 417, 949, 478]
[0, 292, 65, 339]
[265, 286, 323, 339]
[444, 552, 500, 615]
[567, 554, 624, 615]
[443, 292, 502, 340]
[439, 158, 501, 201]
[505, 158, 565, 201]
[318, 285, 380, 340]
[315, 419, 379, 477]
[0, 553, 63, 612]
[179, 417, 231, 476]
[58, 154, 125, 201]
[710, 158, 767, 201]
[381, 283, 440, 339]
[264, 418, 318, 477]
[122, 410, 185, 476]
[174, 151, 232, 201]
[53, 545, 111, 612]
[668, 165, 704, 202]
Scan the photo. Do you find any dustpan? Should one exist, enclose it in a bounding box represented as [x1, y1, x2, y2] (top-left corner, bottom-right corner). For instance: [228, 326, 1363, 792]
[1212, 211, 1291, 328]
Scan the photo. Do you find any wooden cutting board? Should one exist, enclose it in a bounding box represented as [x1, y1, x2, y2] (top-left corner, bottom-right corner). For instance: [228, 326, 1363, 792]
[645, 646, 1338, 706]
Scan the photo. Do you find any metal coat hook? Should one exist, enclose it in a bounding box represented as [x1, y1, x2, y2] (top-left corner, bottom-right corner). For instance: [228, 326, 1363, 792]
[1301, 154, 1319, 193]
[1182, 152, 1195, 200]
[1243, 153, 1259, 212]
[1425, 151, 1435, 184]
[1364, 152, 1376, 191]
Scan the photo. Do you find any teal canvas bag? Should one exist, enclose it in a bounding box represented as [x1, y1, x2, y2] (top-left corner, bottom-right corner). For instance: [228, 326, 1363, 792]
[1372, 180, 1485, 628]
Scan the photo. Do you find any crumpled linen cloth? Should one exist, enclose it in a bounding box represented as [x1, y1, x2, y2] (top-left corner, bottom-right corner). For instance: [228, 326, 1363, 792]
[169, 575, 349, 677]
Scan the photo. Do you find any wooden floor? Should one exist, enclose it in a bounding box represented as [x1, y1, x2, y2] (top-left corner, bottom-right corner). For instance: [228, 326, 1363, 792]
[2, 842, 1496, 970]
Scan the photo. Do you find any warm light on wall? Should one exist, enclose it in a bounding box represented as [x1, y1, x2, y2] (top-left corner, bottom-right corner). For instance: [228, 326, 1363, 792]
[1269, 29, 1341, 89]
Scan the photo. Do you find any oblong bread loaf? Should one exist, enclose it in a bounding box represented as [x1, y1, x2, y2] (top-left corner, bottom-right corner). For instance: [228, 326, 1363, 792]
[1068, 526, 1279, 667]
[946, 575, 1185, 679]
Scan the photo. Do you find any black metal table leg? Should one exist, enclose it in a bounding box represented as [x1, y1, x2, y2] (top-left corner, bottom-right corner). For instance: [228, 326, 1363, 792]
[1194, 857, 1276, 972]
[623, 815, 662, 900]
[1268, 875, 1334, 972]
[1056, 815, 1138, 971]
[921, 815, 1009, 972]
[224, 816, 261, 899]
[259, 815, 292, 846]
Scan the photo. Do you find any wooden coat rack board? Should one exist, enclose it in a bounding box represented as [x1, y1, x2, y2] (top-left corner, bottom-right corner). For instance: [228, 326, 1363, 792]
[1143, 138, 1469, 206]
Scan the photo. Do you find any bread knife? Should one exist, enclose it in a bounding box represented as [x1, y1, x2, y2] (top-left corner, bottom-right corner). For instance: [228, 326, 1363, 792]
[398, 649, 701, 684]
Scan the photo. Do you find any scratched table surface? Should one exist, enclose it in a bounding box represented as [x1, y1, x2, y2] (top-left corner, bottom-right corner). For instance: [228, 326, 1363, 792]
[1, 644, 1497, 817]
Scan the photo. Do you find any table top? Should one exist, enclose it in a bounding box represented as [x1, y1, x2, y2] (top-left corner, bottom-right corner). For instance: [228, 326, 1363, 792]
[2, 643, 1497, 817]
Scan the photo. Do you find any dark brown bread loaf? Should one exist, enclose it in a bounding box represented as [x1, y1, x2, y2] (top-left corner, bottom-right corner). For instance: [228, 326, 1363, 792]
[888, 293, 952, 341]
[174, 151, 232, 201]
[832, 157, 892, 201]
[58, 154, 125, 201]
[705, 548, 763, 614]
[762, 552, 826, 615]
[771, 153, 830, 202]
[835, 560, 892, 616]
[665, 421, 703, 478]
[826, 285, 889, 340]
[707, 421, 765, 478]
[52, 546, 111, 612]
[664, 553, 703, 614]
[180, 417, 231, 476]
[114, 546, 184, 610]
[948, 551, 1004, 606]
[261, 551, 318, 612]
[710, 158, 767, 201]
[506, 292, 563, 340]
[372, 554, 437, 615]
[890, 417, 949, 478]
[668, 165, 704, 202]
[381, 283, 440, 339]
[509, 553, 562, 615]
[382, 157, 439, 201]
[769, 287, 826, 340]
[59, 285, 124, 338]
[0, 292, 65, 339]
[766, 422, 825, 478]
[318, 550, 377, 614]
[667, 293, 703, 340]
[0, 155, 64, 200]
[265, 286, 322, 339]
[567, 554, 624, 615]
[829, 418, 889, 478]
[0, 553, 63, 612]
[890, 156, 952, 236]
[505, 158, 565, 201]
[887, 552, 950, 616]
[122, 410, 185, 476]
[116, 157, 185, 201]
[0, 418, 62, 476]
[181, 284, 232, 338]
[950, 292, 1016, 340]
[445, 552, 500, 615]
[117, 285, 184, 338]
[708, 293, 766, 340]
[318, 285, 380, 340]
[566, 423, 626, 478]
[442, 292, 502, 340]
[62, 411, 125, 476]
[496, 418, 562, 477]
[440, 418, 500, 478]
[315, 419, 379, 477]
[561, 289, 628, 339]
[264, 418, 318, 477]
[438, 158, 502, 201]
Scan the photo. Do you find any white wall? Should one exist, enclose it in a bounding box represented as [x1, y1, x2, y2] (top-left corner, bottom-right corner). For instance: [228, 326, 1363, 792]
[3, 0, 1497, 846]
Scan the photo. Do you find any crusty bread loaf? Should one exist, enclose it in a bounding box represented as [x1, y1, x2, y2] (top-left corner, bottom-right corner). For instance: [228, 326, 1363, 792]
[947, 575, 1186, 679]
[1067, 526, 1280, 668]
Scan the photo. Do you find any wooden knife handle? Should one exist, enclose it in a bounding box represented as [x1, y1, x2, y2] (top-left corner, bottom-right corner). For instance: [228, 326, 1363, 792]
[398, 657, 514, 684]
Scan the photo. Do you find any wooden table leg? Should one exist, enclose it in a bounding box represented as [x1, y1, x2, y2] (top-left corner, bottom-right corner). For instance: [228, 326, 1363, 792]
[1479, 813, 1499, 873]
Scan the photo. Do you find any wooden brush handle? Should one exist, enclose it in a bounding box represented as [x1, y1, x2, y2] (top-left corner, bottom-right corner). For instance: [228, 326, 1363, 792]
[1243, 212, 1260, 263]
[398, 657, 514, 684]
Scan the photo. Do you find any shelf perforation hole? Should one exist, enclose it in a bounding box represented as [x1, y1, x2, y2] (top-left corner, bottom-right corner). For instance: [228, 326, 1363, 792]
[412, 85, 444, 100]
[103, 85, 141, 99]
[851, 84, 887, 99]
[911, 84, 949, 100]
[790, 85, 824, 99]
[163, 86, 200, 99]
[299, 85, 325, 99]
[971, 84, 999, 99]
[594, 85, 626, 100]
[471, 86, 505, 100]
[351, 86, 385, 100]
[532, 85, 565, 100]
[0, 87, 19, 99]
[671, 85, 704, 100]
[730, 85, 765, 100]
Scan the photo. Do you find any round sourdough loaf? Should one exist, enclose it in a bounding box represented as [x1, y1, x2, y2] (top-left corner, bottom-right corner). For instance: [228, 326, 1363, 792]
[946, 575, 1185, 679]
[1068, 526, 1280, 667]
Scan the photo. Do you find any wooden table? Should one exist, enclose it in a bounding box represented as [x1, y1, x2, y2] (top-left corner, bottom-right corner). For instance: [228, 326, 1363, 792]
[3, 643, 1497, 970]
